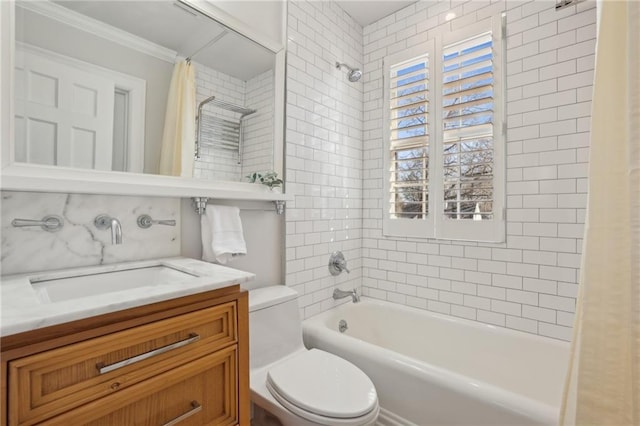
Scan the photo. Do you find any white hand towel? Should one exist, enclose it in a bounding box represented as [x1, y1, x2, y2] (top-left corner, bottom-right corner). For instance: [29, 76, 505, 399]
[201, 205, 247, 264]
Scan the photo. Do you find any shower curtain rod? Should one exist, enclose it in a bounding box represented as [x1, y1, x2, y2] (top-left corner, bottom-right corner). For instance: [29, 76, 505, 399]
[186, 30, 228, 63]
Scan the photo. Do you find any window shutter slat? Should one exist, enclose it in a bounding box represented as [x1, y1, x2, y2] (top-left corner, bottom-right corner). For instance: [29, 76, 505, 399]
[390, 93, 429, 109]
[390, 135, 429, 149]
[443, 59, 492, 81]
[443, 71, 492, 91]
[442, 96, 493, 113]
[443, 32, 492, 58]
[390, 67, 429, 85]
[390, 111, 428, 130]
[390, 84, 427, 100]
[443, 84, 493, 103]
[443, 109, 493, 125]
[443, 45, 492, 67]
[443, 122, 493, 141]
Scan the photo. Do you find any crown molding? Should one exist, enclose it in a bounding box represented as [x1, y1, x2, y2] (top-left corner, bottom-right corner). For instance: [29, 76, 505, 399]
[17, 1, 177, 63]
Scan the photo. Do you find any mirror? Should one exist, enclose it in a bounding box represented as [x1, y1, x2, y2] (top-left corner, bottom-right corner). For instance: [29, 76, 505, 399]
[13, 0, 282, 183]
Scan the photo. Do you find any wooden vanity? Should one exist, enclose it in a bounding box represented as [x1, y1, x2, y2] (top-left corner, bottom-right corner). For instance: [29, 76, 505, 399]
[0, 284, 249, 426]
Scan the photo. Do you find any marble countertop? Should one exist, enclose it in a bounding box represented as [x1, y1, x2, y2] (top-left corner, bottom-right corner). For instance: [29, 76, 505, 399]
[1, 257, 255, 336]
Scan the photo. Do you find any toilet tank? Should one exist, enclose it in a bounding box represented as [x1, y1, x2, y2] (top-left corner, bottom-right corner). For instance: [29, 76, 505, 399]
[249, 286, 305, 370]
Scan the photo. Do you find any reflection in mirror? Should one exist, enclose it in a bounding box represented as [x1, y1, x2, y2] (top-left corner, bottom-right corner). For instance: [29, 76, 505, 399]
[14, 0, 277, 182]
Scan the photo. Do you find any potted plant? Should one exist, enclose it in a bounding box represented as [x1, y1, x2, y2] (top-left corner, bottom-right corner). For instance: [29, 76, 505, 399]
[246, 171, 284, 191]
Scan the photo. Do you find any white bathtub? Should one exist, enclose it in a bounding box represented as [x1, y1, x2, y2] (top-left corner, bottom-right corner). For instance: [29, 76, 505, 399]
[302, 298, 570, 426]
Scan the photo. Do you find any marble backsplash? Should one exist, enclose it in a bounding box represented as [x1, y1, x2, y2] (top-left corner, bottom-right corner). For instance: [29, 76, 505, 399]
[1, 191, 180, 276]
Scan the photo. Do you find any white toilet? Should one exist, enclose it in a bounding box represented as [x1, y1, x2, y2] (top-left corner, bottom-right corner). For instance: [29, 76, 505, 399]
[249, 286, 380, 426]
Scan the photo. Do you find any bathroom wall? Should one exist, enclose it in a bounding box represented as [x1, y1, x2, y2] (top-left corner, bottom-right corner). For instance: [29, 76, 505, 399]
[361, 0, 596, 340]
[193, 63, 247, 182]
[1, 191, 180, 275]
[194, 64, 275, 182]
[180, 199, 284, 289]
[243, 69, 275, 177]
[0, 191, 284, 289]
[285, 0, 364, 318]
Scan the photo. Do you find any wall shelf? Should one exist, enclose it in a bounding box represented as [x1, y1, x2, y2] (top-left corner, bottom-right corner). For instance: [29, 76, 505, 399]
[1, 164, 292, 202]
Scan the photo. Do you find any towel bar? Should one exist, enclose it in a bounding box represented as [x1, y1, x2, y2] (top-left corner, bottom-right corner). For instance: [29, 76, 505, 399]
[191, 197, 285, 215]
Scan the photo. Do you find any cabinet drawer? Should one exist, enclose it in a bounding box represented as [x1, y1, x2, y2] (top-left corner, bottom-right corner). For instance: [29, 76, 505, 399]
[9, 302, 236, 425]
[42, 345, 238, 426]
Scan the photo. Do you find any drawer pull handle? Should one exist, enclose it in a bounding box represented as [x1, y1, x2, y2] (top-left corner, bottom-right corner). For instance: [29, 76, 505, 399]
[96, 333, 200, 374]
[162, 401, 202, 426]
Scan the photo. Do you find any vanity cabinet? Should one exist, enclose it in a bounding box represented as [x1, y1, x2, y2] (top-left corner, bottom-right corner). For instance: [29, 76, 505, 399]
[0, 285, 249, 426]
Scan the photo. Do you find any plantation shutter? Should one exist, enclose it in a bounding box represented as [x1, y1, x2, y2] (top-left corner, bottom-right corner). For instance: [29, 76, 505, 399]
[388, 54, 430, 219]
[441, 32, 495, 221]
[383, 17, 504, 241]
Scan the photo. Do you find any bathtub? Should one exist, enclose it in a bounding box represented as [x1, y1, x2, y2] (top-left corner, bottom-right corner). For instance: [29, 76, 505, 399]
[302, 298, 570, 426]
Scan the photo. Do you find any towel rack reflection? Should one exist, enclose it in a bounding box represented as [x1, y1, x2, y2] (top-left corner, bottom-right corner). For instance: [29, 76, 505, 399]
[192, 197, 285, 215]
[194, 96, 257, 163]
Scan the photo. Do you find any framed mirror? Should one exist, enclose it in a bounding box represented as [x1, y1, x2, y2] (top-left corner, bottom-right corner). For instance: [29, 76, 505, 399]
[1, 0, 286, 198]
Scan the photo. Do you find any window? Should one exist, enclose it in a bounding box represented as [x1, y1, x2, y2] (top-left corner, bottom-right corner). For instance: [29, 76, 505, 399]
[383, 18, 505, 242]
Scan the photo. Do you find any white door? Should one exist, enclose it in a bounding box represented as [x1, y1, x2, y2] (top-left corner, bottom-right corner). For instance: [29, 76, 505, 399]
[14, 49, 115, 170]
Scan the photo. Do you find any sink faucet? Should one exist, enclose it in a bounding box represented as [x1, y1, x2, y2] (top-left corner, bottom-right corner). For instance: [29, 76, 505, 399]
[333, 288, 360, 303]
[94, 215, 123, 244]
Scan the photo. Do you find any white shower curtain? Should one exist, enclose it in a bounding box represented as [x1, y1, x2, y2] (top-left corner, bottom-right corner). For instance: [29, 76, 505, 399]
[159, 60, 195, 177]
[560, 1, 639, 425]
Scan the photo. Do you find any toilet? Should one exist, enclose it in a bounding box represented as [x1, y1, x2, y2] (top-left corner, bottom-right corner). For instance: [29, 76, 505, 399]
[249, 286, 380, 426]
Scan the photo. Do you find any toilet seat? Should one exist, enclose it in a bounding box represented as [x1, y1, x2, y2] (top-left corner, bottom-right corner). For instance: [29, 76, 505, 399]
[266, 349, 378, 425]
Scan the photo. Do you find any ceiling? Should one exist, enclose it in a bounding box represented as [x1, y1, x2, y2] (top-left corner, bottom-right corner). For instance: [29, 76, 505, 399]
[336, 1, 418, 26]
[40, 1, 419, 77]
[51, 1, 274, 81]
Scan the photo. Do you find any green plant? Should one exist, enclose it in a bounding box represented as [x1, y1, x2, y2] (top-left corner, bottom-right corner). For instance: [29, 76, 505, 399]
[246, 171, 283, 190]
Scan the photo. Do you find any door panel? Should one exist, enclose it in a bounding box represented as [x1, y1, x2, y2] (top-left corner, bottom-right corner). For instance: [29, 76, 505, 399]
[14, 48, 115, 170]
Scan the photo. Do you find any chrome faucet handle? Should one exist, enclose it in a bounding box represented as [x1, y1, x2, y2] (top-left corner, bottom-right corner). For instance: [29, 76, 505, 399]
[338, 260, 350, 274]
[137, 214, 176, 229]
[12, 215, 64, 232]
[329, 251, 350, 276]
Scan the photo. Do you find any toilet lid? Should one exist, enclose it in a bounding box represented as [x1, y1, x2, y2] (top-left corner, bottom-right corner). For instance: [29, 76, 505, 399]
[266, 349, 377, 419]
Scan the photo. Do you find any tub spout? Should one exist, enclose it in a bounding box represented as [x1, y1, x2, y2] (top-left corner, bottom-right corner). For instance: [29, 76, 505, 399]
[333, 288, 360, 303]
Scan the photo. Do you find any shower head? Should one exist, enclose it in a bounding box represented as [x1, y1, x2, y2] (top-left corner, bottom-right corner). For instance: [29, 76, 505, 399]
[348, 68, 362, 82]
[336, 62, 362, 82]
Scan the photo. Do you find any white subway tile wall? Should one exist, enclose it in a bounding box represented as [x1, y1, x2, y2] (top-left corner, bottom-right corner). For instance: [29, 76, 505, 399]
[284, 0, 594, 340]
[194, 63, 246, 181]
[194, 64, 275, 182]
[361, 0, 596, 341]
[243, 69, 275, 176]
[285, 1, 364, 319]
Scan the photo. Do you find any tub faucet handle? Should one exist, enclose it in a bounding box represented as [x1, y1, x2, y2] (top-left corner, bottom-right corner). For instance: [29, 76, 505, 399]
[329, 251, 350, 276]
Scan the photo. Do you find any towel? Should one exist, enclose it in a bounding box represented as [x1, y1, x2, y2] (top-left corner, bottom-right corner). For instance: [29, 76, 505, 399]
[201, 205, 247, 264]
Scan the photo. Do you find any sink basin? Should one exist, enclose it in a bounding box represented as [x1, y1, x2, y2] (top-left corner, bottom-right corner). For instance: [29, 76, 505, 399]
[31, 265, 198, 303]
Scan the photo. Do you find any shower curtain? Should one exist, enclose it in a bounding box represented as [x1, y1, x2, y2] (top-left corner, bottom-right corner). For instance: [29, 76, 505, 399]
[159, 60, 195, 177]
[560, 1, 639, 425]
